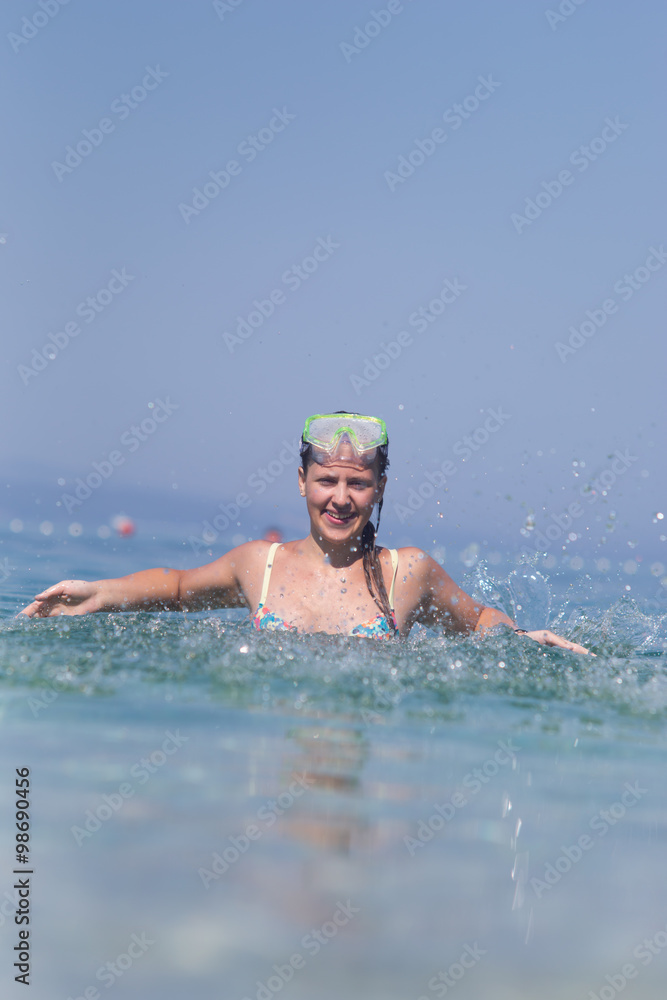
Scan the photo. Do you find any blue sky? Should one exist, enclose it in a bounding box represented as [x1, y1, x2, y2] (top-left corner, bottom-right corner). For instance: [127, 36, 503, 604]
[2, 0, 665, 563]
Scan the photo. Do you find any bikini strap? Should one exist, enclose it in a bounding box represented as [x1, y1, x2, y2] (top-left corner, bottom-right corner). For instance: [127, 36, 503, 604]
[259, 542, 280, 607]
[388, 548, 399, 611]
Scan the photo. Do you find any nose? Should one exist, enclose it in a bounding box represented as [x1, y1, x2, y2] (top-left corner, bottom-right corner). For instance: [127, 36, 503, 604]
[331, 481, 351, 508]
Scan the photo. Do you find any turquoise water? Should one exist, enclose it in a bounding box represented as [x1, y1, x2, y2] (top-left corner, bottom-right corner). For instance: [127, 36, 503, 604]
[1, 529, 667, 999]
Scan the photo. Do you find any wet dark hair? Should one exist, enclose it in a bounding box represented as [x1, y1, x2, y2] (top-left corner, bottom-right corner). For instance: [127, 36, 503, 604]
[300, 411, 393, 624]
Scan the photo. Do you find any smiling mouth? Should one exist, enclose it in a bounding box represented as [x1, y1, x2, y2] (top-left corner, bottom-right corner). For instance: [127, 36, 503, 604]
[324, 510, 355, 524]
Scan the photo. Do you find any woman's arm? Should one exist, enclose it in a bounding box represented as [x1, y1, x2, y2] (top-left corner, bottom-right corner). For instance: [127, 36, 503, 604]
[18, 542, 260, 618]
[404, 548, 591, 654]
[20, 569, 185, 617]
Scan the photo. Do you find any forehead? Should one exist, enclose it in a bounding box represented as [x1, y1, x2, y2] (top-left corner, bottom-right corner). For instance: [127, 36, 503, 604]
[307, 460, 377, 478]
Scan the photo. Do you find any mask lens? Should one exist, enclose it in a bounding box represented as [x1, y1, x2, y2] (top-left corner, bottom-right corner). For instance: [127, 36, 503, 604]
[312, 436, 378, 466]
[304, 414, 386, 452]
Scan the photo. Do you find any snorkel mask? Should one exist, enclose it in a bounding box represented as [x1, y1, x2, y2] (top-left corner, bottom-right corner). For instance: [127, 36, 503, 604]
[302, 413, 388, 466]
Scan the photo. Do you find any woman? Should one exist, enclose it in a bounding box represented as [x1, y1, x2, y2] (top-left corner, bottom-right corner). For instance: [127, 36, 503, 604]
[19, 412, 590, 653]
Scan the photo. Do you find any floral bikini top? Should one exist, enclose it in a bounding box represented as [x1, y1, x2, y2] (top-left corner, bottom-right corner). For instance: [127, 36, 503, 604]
[252, 542, 399, 639]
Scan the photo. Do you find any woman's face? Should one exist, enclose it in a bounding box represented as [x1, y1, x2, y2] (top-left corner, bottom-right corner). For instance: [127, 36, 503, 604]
[298, 453, 385, 545]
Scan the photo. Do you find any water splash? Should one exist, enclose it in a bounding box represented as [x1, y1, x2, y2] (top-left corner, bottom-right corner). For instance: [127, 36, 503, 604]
[1, 596, 666, 725]
[507, 566, 551, 630]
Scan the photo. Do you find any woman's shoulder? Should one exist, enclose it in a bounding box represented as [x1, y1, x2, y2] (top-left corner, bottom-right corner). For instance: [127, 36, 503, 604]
[211, 538, 276, 572]
[380, 546, 444, 582]
[381, 545, 431, 564]
[224, 537, 305, 567]
[377, 545, 434, 576]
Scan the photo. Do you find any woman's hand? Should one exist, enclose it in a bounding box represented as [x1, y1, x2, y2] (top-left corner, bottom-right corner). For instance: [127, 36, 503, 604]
[517, 629, 593, 655]
[19, 580, 103, 618]
[474, 607, 593, 654]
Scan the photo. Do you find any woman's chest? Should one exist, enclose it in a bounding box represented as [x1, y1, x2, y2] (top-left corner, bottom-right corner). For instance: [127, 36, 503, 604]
[261, 568, 385, 633]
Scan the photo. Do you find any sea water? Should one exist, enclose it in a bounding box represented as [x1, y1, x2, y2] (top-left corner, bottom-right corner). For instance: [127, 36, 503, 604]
[1, 527, 667, 999]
